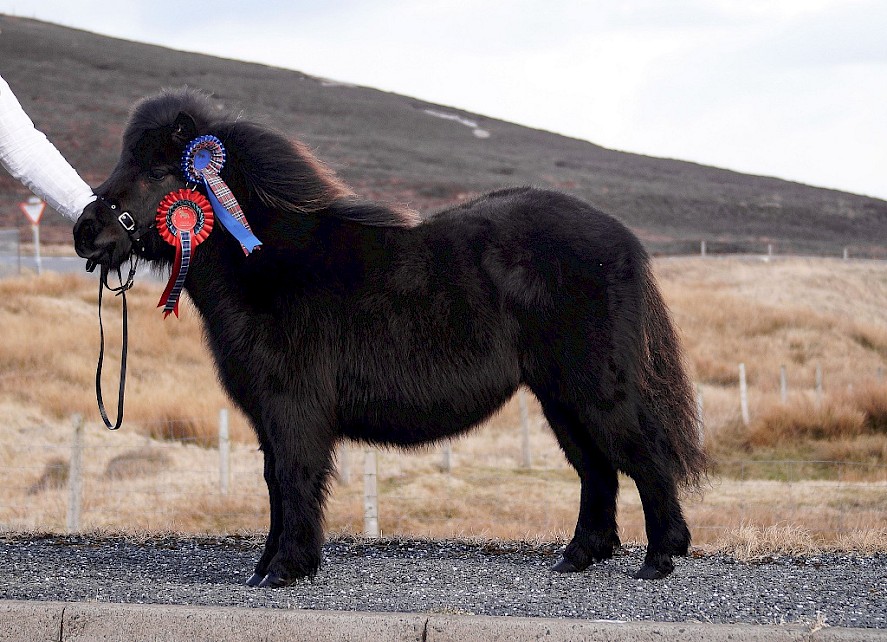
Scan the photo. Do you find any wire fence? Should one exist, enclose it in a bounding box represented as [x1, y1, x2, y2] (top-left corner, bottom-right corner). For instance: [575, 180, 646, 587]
[644, 238, 887, 260]
[1, 402, 884, 545]
[0, 233, 885, 284]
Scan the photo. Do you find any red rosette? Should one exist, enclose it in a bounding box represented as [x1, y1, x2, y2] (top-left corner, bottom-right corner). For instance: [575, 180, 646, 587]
[155, 188, 214, 247]
[155, 188, 214, 318]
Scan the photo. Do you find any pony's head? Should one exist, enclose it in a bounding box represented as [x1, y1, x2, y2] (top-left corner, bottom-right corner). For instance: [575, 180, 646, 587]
[74, 89, 217, 269]
[76, 87, 418, 272]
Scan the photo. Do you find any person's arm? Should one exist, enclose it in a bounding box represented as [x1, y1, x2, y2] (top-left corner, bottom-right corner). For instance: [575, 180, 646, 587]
[0, 74, 95, 222]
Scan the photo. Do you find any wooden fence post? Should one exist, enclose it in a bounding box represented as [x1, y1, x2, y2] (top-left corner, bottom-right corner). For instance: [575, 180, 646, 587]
[363, 448, 380, 537]
[700, 240, 707, 257]
[66, 414, 84, 533]
[695, 385, 704, 446]
[440, 441, 452, 473]
[218, 408, 230, 496]
[739, 363, 750, 426]
[337, 443, 351, 485]
[519, 388, 532, 468]
[780, 365, 788, 404]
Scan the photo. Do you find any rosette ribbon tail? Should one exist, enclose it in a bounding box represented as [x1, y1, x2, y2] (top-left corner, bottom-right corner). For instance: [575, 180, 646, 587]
[201, 173, 262, 254]
[155, 187, 213, 319]
[182, 135, 261, 256]
[157, 230, 191, 318]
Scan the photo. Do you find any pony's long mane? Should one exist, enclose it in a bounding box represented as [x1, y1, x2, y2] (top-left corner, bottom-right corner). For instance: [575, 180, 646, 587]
[126, 88, 419, 228]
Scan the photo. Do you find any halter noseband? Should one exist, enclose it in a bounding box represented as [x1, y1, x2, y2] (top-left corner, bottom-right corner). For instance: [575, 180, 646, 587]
[98, 196, 154, 256]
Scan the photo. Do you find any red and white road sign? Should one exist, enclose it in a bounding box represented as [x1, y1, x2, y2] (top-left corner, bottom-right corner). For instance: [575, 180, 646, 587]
[19, 197, 46, 225]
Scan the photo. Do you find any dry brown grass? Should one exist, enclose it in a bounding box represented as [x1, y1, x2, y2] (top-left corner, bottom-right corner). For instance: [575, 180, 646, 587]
[1, 257, 886, 551]
[721, 385, 887, 466]
[26, 456, 68, 495]
[0, 272, 253, 444]
[1, 409, 884, 551]
[103, 447, 171, 480]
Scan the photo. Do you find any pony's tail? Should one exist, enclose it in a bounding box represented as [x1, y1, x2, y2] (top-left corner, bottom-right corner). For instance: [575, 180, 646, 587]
[638, 261, 708, 488]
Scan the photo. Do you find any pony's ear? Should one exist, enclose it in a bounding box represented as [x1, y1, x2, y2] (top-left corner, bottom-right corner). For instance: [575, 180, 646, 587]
[171, 112, 198, 145]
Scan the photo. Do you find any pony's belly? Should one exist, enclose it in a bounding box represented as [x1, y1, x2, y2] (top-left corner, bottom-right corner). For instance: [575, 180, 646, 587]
[337, 368, 519, 446]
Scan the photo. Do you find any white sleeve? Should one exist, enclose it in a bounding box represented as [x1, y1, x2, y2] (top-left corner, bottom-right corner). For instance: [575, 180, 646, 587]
[0, 74, 96, 221]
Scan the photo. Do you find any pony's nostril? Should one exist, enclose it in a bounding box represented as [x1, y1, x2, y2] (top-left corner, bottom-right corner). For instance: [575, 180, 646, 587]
[74, 219, 98, 255]
[74, 218, 115, 263]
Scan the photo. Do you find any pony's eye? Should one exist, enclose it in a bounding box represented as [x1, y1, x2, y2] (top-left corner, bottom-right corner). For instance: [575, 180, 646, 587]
[148, 167, 169, 181]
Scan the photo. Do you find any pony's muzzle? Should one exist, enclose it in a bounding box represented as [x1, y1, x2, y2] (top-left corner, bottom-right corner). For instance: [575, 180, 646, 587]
[74, 200, 132, 269]
[73, 213, 105, 261]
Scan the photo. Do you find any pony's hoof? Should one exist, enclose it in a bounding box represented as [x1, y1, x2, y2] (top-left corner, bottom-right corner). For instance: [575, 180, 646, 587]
[635, 551, 675, 579]
[257, 571, 295, 588]
[551, 557, 587, 573]
[246, 572, 264, 587]
[634, 564, 666, 580]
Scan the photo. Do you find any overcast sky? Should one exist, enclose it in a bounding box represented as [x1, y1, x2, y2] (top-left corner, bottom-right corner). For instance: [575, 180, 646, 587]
[2, 1, 885, 200]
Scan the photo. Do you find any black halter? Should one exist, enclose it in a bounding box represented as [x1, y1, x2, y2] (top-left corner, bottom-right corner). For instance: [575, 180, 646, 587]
[89, 198, 149, 431]
[107, 199, 154, 255]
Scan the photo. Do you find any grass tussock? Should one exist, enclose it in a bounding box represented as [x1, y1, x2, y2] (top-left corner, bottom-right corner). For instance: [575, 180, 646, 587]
[849, 322, 887, 360]
[26, 457, 69, 495]
[103, 448, 171, 480]
[846, 383, 887, 433]
[714, 523, 821, 560]
[746, 398, 867, 446]
[706, 384, 887, 469]
[144, 414, 218, 448]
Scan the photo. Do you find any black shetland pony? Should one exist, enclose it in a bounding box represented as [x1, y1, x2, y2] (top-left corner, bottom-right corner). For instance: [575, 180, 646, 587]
[74, 89, 706, 588]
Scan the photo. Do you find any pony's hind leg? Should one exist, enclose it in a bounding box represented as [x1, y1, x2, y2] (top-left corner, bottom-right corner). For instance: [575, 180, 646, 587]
[540, 401, 621, 573]
[621, 407, 691, 579]
[633, 475, 689, 579]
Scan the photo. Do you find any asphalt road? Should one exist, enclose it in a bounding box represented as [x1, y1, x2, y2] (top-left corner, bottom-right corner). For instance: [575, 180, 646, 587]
[0, 255, 84, 276]
[0, 535, 883, 630]
[0, 254, 165, 281]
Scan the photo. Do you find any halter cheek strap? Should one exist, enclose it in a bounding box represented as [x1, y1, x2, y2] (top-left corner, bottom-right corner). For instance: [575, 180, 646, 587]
[97, 196, 154, 255]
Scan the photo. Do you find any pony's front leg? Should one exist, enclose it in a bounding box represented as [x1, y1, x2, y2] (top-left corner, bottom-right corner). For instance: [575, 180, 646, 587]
[246, 443, 284, 586]
[256, 399, 336, 588]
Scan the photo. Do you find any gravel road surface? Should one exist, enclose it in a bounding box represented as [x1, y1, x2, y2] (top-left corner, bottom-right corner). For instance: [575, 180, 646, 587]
[0, 535, 883, 630]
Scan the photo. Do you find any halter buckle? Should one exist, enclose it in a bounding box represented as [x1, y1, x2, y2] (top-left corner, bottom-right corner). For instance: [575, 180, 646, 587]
[117, 211, 137, 232]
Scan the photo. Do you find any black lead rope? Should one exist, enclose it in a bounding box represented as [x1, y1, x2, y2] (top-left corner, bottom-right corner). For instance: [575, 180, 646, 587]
[95, 256, 139, 430]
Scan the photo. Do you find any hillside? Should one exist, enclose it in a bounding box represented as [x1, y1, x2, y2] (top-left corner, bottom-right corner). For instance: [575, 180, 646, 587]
[0, 16, 887, 256]
[1, 15, 886, 255]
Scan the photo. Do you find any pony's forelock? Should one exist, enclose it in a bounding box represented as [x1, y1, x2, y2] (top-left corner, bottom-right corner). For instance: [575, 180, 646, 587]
[124, 87, 214, 150]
